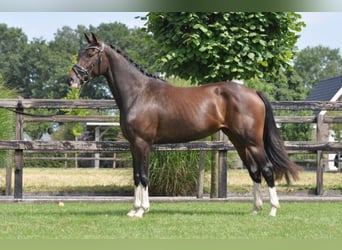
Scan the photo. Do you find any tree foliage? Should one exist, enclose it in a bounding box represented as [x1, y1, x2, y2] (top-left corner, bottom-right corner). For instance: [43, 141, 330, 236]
[0, 20, 155, 142]
[145, 12, 305, 83]
[293, 46, 342, 89]
[0, 74, 16, 167]
[0, 21, 153, 100]
[0, 24, 28, 90]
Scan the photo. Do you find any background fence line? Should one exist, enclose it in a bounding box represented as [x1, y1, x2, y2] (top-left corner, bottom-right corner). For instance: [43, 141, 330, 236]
[0, 98, 342, 199]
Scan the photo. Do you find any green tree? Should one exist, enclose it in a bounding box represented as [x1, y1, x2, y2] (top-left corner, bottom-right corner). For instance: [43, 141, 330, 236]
[273, 71, 312, 142]
[145, 12, 305, 83]
[0, 24, 28, 91]
[20, 38, 72, 99]
[294, 46, 342, 89]
[0, 74, 16, 177]
[21, 36, 76, 138]
[271, 70, 307, 101]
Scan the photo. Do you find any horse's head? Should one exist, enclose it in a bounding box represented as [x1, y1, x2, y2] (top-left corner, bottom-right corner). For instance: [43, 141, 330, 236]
[67, 33, 106, 88]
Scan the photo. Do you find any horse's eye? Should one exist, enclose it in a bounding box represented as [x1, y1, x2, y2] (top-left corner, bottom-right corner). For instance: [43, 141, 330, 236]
[87, 52, 94, 58]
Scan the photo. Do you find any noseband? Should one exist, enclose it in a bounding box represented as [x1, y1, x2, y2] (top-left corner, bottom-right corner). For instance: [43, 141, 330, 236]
[72, 42, 105, 84]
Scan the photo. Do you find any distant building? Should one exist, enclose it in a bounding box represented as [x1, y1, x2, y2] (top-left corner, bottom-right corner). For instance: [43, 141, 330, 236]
[306, 75, 342, 171]
[306, 75, 342, 115]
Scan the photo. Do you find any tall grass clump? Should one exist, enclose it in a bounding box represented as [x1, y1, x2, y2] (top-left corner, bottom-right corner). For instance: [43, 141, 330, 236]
[149, 151, 200, 196]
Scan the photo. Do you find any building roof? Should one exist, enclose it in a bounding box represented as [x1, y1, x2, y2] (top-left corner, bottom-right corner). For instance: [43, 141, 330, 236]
[306, 75, 342, 101]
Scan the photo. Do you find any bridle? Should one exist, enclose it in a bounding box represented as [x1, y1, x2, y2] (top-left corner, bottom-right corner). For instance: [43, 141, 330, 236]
[72, 42, 105, 84]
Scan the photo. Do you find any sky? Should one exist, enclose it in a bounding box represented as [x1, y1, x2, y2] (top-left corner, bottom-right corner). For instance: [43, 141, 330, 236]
[0, 12, 147, 41]
[1, 12, 342, 52]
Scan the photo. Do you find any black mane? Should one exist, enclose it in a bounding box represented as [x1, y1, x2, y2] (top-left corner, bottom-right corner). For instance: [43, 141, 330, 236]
[109, 44, 165, 82]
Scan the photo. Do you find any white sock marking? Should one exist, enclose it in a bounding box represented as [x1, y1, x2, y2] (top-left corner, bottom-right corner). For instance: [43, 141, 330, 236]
[268, 186, 280, 216]
[252, 182, 263, 213]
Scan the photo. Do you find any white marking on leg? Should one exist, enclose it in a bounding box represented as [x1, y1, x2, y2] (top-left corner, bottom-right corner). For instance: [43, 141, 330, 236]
[268, 186, 280, 217]
[127, 208, 137, 217]
[134, 207, 145, 218]
[252, 182, 263, 214]
[141, 185, 150, 212]
[127, 185, 142, 217]
[127, 184, 150, 218]
[134, 184, 143, 208]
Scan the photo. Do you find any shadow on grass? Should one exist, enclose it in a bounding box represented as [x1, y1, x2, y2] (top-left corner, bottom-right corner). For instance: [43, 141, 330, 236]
[149, 208, 248, 217]
[6, 204, 249, 218]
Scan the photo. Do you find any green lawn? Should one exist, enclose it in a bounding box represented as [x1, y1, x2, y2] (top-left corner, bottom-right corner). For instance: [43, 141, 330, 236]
[0, 202, 341, 239]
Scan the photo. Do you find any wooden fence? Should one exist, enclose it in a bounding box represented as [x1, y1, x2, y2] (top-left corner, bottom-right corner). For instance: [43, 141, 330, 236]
[1, 98, 342, 199]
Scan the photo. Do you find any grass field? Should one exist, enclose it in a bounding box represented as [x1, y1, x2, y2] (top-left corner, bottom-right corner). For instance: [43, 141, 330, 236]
[0, 168, 341, 240]
[0, 201, 341, 239]
[0, 167, 340, 194]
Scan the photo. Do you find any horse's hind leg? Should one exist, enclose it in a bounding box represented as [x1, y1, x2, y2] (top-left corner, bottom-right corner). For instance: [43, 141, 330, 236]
[235, 143, 279, 216]
[260, 161, 280, 216]
[252, 181, 263, 215]
[230, 142, 264, 215]
[244, 146, 280, 216]
[244, 147, 264, 215]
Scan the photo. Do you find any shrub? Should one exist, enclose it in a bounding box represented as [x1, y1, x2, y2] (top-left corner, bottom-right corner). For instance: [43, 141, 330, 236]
[149, 151, 200, 196]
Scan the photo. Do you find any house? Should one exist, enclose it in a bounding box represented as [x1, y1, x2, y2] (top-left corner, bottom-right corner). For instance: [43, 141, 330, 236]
[306, 75, 342, 114]
[306, 75, 342, 171]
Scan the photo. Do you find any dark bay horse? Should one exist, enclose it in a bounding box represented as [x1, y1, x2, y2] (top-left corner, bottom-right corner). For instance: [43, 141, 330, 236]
[67, 33, 301, 217]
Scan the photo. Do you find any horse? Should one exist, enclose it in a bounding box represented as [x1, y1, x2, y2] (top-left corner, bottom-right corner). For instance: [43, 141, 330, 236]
[67, 33, 301, 218]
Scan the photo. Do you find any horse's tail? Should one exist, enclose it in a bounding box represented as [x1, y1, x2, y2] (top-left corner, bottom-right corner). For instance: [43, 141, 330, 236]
[257, 91, 302, 182]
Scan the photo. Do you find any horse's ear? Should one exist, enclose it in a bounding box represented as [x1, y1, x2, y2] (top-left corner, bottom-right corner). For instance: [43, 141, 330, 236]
[91, 32, 99, 44]
[84, 33, 92, 44]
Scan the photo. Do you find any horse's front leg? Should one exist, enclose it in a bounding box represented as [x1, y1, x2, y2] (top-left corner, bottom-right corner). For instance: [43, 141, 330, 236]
[127, 140, 151, 218]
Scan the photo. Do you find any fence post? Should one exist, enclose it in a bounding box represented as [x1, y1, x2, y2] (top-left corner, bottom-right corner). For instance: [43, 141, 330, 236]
[316, 113, 324, 195]
[94, 126, 100, 168]
[14, 97, 24, 199]
[196, 150, 205, 198]
[218, 150, 227, 198]
[218, 131, 228, 198]
[5, 157, 12, 195]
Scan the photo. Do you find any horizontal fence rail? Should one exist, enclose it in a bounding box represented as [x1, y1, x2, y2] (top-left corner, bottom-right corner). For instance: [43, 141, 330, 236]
[1, 99, 342, 110]
[0, 140, 232, 152]
[1, 98, 342, 199]
[1, 140, 342, 153]
[0, 99, 118, 109]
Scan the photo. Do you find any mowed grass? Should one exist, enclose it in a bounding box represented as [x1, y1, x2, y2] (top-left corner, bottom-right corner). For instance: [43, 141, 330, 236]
[0, 168, 341, 240]
[1, 168, 341, 194]
[0, 201, 341, 239]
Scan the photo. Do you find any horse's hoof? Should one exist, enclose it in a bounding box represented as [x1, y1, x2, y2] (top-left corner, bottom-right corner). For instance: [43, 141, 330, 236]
[251, 205, 262, 215]
[269, 206, 277, 217]
[127, 208, 137, 217]
[133, 208, 145, 218]
[251, 210, 259, 215]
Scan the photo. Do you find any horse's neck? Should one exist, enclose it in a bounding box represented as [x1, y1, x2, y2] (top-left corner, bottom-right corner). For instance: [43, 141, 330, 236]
[105, 49, 148, 111]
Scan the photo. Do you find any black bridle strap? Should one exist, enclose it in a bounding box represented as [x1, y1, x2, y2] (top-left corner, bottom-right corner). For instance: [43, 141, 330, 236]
[72, 64, 89, 80]
[72, 42, 105, 84]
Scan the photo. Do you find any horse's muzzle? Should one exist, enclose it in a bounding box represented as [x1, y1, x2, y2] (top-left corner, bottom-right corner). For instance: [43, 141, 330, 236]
[67, 76, 80, 88]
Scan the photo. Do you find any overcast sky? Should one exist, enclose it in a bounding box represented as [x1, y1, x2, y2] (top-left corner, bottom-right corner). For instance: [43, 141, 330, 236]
[1, 12, 342, 52]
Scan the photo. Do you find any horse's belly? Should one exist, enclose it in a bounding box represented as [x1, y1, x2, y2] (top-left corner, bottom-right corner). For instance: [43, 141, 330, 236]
[154, 119, 219, 143]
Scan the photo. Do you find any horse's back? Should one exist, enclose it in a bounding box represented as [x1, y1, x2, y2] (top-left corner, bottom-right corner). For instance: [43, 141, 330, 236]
[140, 80, 265, 144]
